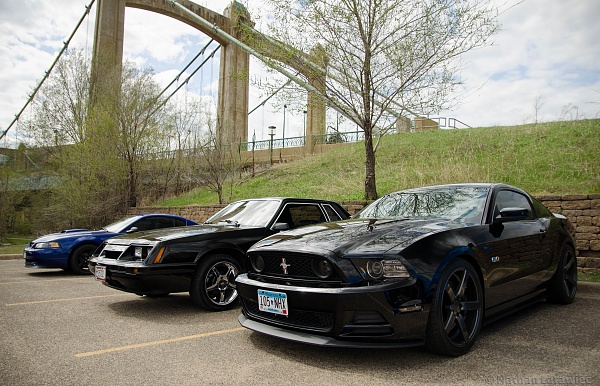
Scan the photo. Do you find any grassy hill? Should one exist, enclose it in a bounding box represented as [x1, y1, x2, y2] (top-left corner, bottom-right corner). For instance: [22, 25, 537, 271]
[156, 119, 599, 206]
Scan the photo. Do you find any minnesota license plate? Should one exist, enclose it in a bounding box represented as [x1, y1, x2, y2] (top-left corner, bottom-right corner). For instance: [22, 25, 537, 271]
[257, 289, 288, 316]
[94, 265, 106, 281]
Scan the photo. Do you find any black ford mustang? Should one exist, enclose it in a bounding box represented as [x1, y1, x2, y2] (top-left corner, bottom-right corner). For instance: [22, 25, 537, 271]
[88, 198, 349, 311]
[236, 184, 577, 356]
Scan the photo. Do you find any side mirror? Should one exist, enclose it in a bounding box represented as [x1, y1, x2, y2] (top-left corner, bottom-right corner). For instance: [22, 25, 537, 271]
[125, 226, 139, 233]
[271, 222, 290, 231]
[494, 207, 530, 223]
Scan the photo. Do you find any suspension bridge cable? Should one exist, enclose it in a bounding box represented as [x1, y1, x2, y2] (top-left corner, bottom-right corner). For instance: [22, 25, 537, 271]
[248, 78, 294, 116]
[156, 38, 215, 100]
[0, 0, 96, 142]
[149, 45, 221, 116]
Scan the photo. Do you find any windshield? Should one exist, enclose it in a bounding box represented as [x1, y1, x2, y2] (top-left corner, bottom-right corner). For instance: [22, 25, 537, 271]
[103, 215, 141, 233]
[356, 186, 489, 224]
[205, 199, 281, 227]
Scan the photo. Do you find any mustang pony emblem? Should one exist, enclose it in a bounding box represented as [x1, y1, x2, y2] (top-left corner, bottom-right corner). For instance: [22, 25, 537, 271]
[280, 258, 291, 274]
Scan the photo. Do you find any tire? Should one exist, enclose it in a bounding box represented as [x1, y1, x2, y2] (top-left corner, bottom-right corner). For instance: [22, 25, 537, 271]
[547, 244, 577, 304]
[190, 254, 241, 311]
[68, 244, 97, 275]
[426, 258, 483, 357]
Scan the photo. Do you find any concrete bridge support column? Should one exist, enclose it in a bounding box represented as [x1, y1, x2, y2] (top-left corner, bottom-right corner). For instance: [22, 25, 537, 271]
[218, 3, 251, 145]
[90, 0, 125, 103]
[305, 46, 328, 154]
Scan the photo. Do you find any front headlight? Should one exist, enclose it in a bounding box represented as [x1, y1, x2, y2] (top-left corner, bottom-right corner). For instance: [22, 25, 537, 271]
[34, 242, 61, 249]
[355, 258, 410, 280]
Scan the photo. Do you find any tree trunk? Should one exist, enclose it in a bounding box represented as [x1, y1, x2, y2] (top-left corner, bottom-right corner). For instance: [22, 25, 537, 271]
[364, 134, 377, 200]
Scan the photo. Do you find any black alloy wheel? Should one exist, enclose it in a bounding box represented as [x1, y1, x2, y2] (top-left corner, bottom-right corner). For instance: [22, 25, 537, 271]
[426, 258, 483, 357]
[190, 254, 241, 311]
[548, 244, 577, 304]
[69, 244, 97, 275]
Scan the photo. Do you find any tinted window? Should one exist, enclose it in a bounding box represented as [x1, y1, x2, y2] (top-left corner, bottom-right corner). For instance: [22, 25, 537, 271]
[493, 190, 535, 220]
[276, 204, 325, 228]
[130, 218, 156, 232]
[356, 186, 488, 223]
[323, 204, 344, 221]
[173, 218, 187, 227]
[531, 197, 552, 218]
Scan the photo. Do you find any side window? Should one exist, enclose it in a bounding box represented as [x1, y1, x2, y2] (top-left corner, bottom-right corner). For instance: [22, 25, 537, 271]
[130, 218, 154, 232]
[276, 204, 325, 229]
[323, 204, 344, 221]
[493, 190, 535, 220]
[173, 218, 188, 227]
[531, 197, 552, 218]
[152, 217, 178, 229]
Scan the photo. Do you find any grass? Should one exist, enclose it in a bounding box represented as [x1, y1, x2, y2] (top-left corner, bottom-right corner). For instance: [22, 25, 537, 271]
[579, 271, 600, 283]
[156, 119, 599, 206]
[0, 236, 31, 255]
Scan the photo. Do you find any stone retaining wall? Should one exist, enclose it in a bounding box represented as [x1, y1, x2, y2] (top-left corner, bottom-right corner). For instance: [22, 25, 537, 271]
[129, 194, 600, 272]
[538, 194, 600, 272]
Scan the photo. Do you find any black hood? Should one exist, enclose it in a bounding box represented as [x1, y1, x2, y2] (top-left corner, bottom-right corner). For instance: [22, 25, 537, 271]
[105, 223, 253, 244]
[249, 218, 465, 258]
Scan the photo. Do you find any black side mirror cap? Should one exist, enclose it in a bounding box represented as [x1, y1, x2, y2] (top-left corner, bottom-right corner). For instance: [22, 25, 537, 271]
[271, 222, 290, 231]
[494, 207, 530, 223]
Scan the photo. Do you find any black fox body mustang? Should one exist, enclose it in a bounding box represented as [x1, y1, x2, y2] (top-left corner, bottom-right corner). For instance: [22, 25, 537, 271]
[88, 198, 349, 311]
[236, 184, 577, 356]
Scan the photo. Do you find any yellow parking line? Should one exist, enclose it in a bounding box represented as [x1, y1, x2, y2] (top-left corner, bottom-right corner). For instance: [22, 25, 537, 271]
[5, 293, 130, 306]
[0, 277, 92, 285]
[74, 327, 245, 358]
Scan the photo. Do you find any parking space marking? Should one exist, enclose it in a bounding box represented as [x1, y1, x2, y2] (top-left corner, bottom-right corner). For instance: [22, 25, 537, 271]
[0, 277, 92, 285]
[74, 327, 245, 358]
[5, 293, 130, 306]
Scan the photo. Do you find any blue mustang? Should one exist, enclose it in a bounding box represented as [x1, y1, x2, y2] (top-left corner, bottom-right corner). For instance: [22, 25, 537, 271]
[24, 214, 198, 274]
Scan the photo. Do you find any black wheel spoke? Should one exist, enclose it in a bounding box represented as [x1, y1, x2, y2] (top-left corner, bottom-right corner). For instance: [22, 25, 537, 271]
[455, 314, 470, 343]
[461, 300, 481, 312]
[564, 254, 575, 271]
[456, 270, 468, 298]
[445, 284, 457, 303]
[444, 313, 456, 334]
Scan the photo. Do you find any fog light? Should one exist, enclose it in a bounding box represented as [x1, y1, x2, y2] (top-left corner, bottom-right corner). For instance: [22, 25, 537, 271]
[313, 259, 332, 278]
[252, 255, 265, 272]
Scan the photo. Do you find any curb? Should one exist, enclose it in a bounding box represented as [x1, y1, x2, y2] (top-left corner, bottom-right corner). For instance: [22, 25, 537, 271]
[0, 254, 23, 260]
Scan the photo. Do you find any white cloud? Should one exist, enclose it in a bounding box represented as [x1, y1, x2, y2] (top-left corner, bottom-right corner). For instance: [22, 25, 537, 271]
[440, 0, 600, 126]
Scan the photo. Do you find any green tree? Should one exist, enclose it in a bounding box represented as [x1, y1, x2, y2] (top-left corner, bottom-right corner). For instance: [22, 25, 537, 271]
[259, 0, 500, 199]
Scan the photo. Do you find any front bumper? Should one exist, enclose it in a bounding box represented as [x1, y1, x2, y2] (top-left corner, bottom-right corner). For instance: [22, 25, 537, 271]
[24, 248, 68, 269]
[236, 274, 429, 347]
[89, 259, 195, 295]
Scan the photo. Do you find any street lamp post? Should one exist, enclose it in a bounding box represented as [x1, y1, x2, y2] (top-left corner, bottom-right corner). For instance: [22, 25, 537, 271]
[268, 125, 276, 165]
[303, 110, 307, 146]
[282, 104, 287, 149]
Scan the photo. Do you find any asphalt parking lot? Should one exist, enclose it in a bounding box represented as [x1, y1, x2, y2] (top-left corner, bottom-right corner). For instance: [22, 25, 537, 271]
[1, 259, 599, 386]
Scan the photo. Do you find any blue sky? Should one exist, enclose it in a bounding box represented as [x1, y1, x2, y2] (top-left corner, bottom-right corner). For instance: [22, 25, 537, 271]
[1, 0, 599, 147]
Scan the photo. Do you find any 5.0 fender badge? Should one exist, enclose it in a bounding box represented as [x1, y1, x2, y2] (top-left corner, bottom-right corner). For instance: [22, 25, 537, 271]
[491, 256, 500, 263]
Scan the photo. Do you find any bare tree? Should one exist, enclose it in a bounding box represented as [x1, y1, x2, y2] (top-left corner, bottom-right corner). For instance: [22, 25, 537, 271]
[195, 113, 240, 204]
[260, 0, 500, 199]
